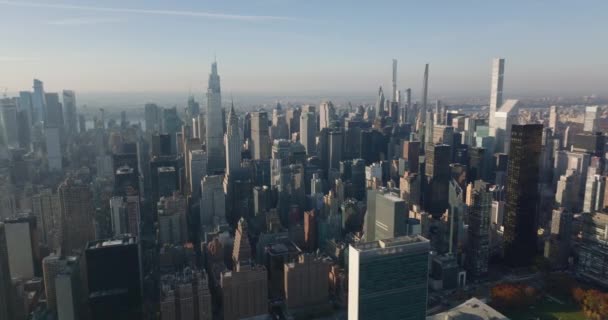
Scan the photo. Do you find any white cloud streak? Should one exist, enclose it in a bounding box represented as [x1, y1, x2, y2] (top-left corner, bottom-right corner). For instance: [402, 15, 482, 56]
[0, 0, 294, 22]
[46, 17, 122, 26]
[0, 56, 39, 62]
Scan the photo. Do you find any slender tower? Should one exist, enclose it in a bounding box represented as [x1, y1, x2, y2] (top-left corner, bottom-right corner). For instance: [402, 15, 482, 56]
[489, 58, 505, 136]
[225, 102, 241, 175]
[205, 61, 225, 173]
[392, 59, 398, 102]
[421, 64, 431, 149]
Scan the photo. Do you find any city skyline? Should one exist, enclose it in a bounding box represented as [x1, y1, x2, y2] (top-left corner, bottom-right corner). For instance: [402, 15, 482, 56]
[2, 0, 608, 96]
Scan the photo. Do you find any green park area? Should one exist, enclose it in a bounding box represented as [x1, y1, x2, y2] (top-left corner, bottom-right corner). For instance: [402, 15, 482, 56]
[504, 297, 585, 320]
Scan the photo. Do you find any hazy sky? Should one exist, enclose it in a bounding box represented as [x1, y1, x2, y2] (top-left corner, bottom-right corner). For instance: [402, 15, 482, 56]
[2, 0, 607, 97]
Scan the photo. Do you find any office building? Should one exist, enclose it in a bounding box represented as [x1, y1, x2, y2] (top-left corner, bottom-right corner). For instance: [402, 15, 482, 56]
[32, 79, 46, 123]
[145, 103, 162, 133]
[425, 144, 451, 216]
[221, 219, 268, 320]
[3, 215, 37, 280]
[158, 193, 187, 244]
[59, 178, 95, 254]
[493, 99, 519, 153]
[200, 175, 226, 228]
[86, 235, 142, 320]
[300, 111, 316, 155]
[0, 222, 14, 319]
[583, 105, 599, 132]
[205, 62, 225, 173]
[348, 236, 430, 320]
[284, 254, 330, 309]
[1, 98, 19, 148]
[63, 90, 77, 137]
[46, 126, 62, 171]
[251, 111, 270, 160]
[319, 101, 336, 130]
[160, 268, 212, 320]
[225, 104, 241, 175]
[466, 180, 492, 278]
[367, 189, 408, 241]
[189, 150, 207, 199]
[42, 255, 80, 315]
[503, 124, 542, 266]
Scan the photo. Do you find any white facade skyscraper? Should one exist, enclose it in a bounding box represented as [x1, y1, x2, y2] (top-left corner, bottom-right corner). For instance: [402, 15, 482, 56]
[494, 99, 519, 154]
[488, 58, 505, 137]
[300, 111, 316, 155]
[583, 105, 599, 132]
[205, 62, 225, 173]
[319, 101, 335, 130]
[225, 104, 241, 175]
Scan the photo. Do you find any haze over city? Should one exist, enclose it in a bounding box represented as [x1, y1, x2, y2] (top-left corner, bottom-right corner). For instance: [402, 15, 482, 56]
[2, 2, 608, 320]
[2, 0, 608, 100]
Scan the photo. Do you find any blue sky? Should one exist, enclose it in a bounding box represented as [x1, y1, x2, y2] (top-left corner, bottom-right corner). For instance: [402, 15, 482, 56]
[1, 0, 607, 97]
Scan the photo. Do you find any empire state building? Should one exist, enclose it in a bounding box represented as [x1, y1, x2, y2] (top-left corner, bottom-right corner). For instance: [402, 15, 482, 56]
[205, 61, 225, 173]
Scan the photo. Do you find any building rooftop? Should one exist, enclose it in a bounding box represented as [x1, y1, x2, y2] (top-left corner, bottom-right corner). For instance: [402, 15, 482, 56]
[427, 297, 508, 320]
[87, 235, 137, 249]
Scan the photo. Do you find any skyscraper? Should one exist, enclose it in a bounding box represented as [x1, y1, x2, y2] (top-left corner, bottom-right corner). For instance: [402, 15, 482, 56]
[59, 178, 96, 254]
[144, 103, 162, 134]
[251, 111, 270, 160]
[493, 99, 519, 153]
[466, 180, 492, 278]
[0, 222, 14, 320]
[319, 101, 335, 130]
[375, 87, 385, 118]
[0, 98, 19, 148]
[225, 104, 241, 175]
[503, 124, 542, 266]
[583, 105, 599, 133]
[32, 78, 46, 123]
[300, 111, 316, 155]
[488, 58, 505, 137]
[63, 90, 77, 137]
[85, 235, 142, 320]
[348, 235, 430, 320]
[205, 62, 225, 173]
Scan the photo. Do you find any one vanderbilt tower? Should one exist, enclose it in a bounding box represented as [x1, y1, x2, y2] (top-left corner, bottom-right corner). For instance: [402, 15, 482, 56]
[205, 61, 226, 173]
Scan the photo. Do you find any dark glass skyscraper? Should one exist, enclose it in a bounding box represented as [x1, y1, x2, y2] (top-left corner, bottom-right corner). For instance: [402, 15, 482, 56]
[503, 124, 542, 266]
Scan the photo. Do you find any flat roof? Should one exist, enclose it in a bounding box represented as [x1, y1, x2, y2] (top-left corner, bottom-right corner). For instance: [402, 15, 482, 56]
[427, 297, 508, 320]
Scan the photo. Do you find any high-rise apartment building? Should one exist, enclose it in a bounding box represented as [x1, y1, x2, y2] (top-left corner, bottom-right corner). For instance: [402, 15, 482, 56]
[488, 58, 505, 137]
[503, 124, 542, 266]
[348, 235, 430, 320]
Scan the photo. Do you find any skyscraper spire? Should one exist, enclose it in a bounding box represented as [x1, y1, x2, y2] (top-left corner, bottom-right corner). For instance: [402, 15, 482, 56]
[225, 98, 241, 175]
